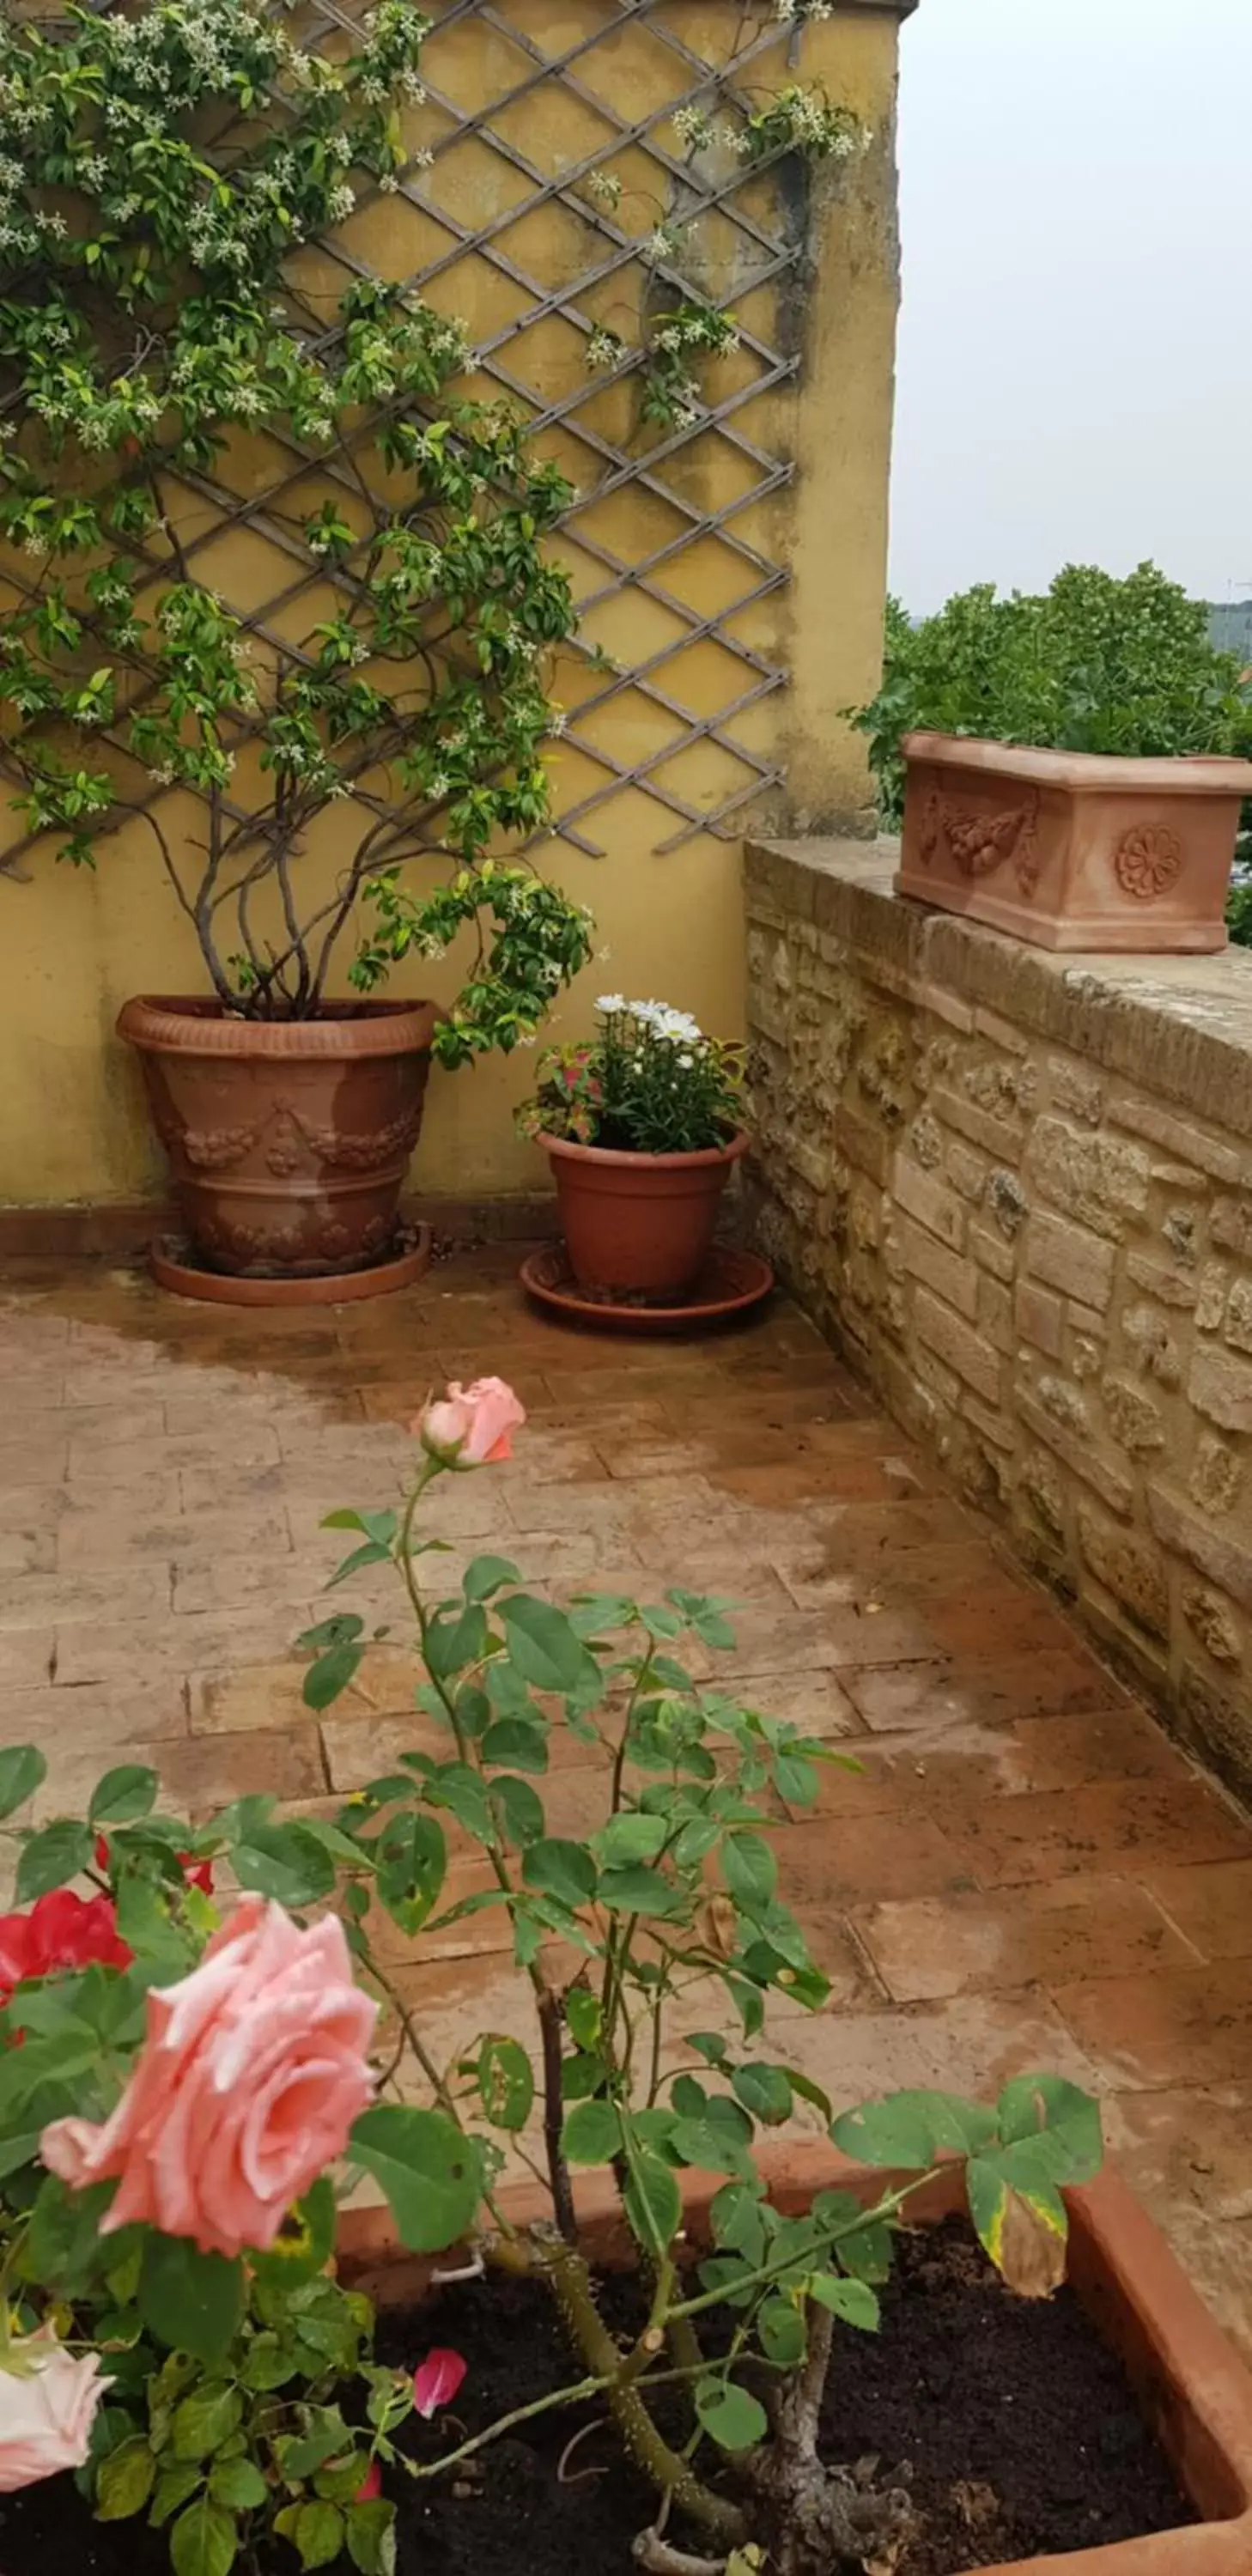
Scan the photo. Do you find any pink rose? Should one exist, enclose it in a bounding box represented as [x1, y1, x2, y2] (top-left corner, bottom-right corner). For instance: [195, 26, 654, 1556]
[0, 2338, 111, 2492]
[40, 1898, 377, 2260]
[416, 1377, 526, 1469]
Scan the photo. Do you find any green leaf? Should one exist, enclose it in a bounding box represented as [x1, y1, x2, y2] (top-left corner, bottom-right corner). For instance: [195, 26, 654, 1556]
[732, 2063, 793, 2126]
[249, 2178, 337, 2290]
[15, 1820, 93, 1901]
[772, 1750, 819, 1807]
[757, 2295, 806, 2368]
[346, 2497, 397, 2576]
[562, 2099, 621, 2163]
[290, 2503, 345, 2571]
[138, 2238, 245, 2366]
[209, 2460, 267, 2510]
[499, 1595, 589, 1692]
[349, 2105, 481, 2251]
[489, 1775, 545, 1848]
[170, 2496, 238, 2576]
[565, 1988, 602, 2050]
[233, 1823, 336, 1909]
[597, 1812, 668, 1867]
[0, 1745, 46, 1820]
[721, 1832, 777, 1913]
[688, 2032, 729, 2069]
[830, 2089, 998, 2169]
[995, 2074, 1103, 2184]
[523, 1838, 597, 1909]
[463, 1554, 523, 1601]
[966, 2152, 1069, 2295]
[481, 1717, 549, 1774]
[327, 1540, 392, 1589]
[623, 2148, 682, 2256]
[474, 2033, 534, 2132]
[302, 1640, 364, 1712]
[150, 2464, 204, 2527]
[89, 1765, 158, 1826]
[807, 2274, 880, 2331]
[375, 1812, 447, 1936]
[596, 1867, 681, 1917]
[97, 2437, 156, 2519]
[694, 2378, 768, 2453]
[425, 1603, 488, 1681]
[172, 2385, 244, 2461]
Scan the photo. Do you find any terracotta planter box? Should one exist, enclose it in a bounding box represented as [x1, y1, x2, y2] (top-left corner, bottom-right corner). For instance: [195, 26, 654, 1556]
[337, 2148, 1252, 2576]
[896, 732, 1252, 953]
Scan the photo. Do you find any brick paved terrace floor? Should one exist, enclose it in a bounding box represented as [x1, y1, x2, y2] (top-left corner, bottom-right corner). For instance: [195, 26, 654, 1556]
[3, 1247, 1252, 2357]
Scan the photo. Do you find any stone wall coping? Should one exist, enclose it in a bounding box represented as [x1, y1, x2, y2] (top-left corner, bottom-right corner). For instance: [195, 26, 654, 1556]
[745, 834, 1252, 1143]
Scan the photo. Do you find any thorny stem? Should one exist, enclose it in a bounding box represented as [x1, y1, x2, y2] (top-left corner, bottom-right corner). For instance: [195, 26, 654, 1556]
[397, 1466, 578, 2243]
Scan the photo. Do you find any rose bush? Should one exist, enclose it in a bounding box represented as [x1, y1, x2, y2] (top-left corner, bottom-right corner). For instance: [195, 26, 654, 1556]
[0, 1383, 1103, 2576]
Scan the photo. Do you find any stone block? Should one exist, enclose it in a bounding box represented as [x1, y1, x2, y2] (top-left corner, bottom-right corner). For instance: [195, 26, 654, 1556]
[1015, 1280, 1065, 1362]
[977, 1273, 1015, 1355]
[1101, 1376, 1166, 1455]
[1196, 1264, 1229, 1332]
[1191, 1344, 1252, 1435]
[1146, 1483, 1252, 1612]
[933, 1086, 1023, 1159]
[1122, 1305, 1183, 1388]
[1225, 1279, 1252, 1354]
[1108, 1094, 1242, 1186]
[1024, 1210, 1115, 1312]
[1126, 1253, 1198, 1310]
[1189, 1434, 1245, 1520]
[891, 1156, 965, 1250]
[914, 1288, 1003, 1405]
[896, 1216, 979, 1321]
[945, 1141, 988, 1204]
[1014, 1387, 1134, 1517]
[1077, 1504, 1170, 1640]
[1212, 1198, 1252, 1259]
[969, 1224, 1015, 1284]
[836, 1104, 890, 1188]
[1176, 1663, 1252, 1804]
[1048, 1058, 1103, 1125]
[1181, 1583, 1243, 1667]
[1024, 1116, 1151, 1242]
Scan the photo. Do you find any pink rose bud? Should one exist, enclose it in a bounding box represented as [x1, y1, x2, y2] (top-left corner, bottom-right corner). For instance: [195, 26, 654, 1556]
[354, 2459, 382, 2503]
[412, 2348, 468, 2418]
[414, 1378, 526, 1471]
[0, 2338, 112, 2492]
[40, 1898, 377, 2261]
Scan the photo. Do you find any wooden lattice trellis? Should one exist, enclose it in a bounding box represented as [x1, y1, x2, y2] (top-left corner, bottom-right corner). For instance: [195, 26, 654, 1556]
[1, 0, 824, 873]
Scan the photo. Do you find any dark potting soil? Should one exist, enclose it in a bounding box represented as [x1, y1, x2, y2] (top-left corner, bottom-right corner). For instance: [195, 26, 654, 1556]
[0, 2219, 1195, 2576]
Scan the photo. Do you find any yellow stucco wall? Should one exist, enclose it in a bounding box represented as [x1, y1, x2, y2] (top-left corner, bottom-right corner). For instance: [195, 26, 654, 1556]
[0, 0, 905, 1208]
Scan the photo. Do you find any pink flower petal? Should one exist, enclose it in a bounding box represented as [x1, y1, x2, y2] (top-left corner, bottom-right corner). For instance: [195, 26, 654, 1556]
[412, 2347, 467, 2418]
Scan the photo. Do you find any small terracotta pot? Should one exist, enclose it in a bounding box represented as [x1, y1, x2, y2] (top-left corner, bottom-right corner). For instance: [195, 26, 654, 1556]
[337, 2147, 1252, 2576]
[538, 1127, 749, 1300]
[118, 994, 435, 1281]
[896, 731, 1252, 952]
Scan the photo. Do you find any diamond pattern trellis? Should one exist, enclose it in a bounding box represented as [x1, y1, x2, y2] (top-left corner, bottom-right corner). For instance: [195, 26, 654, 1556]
[1, 0, 820, 875]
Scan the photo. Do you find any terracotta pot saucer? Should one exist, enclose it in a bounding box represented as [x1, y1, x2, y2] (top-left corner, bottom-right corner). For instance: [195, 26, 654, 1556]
[148, 1222, 432, 1306]
[520, 1239, 773, 1334]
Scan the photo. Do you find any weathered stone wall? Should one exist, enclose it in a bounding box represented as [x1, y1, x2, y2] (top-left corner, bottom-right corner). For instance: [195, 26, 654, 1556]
[745, 835, 1252, 1799]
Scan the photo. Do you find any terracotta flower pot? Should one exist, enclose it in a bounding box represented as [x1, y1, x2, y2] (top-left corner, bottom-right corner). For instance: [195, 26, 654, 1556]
[337, 2146, 1252, 2576]
[896, 731, 1252, 953]
[538, 1127, 749, 1301]
[118, 994, 435, 1280]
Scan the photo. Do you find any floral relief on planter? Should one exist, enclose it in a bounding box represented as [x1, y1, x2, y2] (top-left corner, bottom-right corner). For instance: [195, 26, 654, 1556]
[896, 732, 1252, 953]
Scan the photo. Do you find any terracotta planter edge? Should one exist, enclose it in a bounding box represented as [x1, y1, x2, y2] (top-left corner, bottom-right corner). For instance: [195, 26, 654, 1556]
[336, 2147, 1252, 2576]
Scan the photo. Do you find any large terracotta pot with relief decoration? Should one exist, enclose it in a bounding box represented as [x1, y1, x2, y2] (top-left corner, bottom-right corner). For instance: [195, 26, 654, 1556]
[896, 732, 1252, 953]
[118, 995, 435, 1286]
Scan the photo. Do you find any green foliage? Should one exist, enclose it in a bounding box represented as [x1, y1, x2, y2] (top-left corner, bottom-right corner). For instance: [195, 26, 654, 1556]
[518, 994, 745, 1152]
[639, 301, 741, 434]
[854, 564, 1252, 827]
[0, 0, 587, 1038]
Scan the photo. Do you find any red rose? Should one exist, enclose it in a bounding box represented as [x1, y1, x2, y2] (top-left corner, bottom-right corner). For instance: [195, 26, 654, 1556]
[95, 1835, 214, 1897]
[0, 1892, 131, 2007]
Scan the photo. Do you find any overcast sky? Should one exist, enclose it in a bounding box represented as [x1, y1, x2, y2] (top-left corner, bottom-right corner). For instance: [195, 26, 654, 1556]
[889, 0, 1252, 615]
